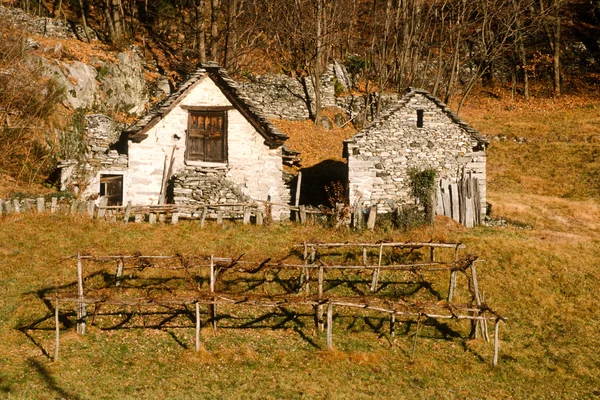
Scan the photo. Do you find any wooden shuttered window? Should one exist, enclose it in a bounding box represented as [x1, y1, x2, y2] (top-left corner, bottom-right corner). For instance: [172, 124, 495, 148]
[186, 111, 227, 162]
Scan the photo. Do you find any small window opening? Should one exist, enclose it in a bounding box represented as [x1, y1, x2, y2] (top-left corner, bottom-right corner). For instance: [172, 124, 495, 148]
[100, 174, 123, 206]
[417, 109, 424, 128]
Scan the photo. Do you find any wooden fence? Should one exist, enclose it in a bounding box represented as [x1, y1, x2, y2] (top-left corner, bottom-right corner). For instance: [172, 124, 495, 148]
[41, 242, 505, 366]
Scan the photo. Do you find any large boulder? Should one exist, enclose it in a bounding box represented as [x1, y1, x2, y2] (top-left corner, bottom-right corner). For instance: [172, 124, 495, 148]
[97, 50, 149, 115]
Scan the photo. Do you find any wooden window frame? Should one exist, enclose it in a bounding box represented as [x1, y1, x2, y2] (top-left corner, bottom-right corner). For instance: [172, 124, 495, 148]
[185, 110, 228, 163]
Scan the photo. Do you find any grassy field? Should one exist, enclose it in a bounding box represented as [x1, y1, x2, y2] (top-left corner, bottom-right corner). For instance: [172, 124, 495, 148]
[1, 92, 600, 399]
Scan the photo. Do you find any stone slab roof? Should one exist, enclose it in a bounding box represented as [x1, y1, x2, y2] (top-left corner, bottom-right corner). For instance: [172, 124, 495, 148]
[124, 62, 289, 147]
[345, 87, 488, 148]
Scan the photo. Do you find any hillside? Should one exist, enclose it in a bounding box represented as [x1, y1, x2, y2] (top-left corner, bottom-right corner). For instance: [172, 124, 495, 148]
[0, 3, 600, 398]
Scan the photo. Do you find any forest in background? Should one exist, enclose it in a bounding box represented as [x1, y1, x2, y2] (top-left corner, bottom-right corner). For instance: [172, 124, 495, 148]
[1, 0, 600, 190]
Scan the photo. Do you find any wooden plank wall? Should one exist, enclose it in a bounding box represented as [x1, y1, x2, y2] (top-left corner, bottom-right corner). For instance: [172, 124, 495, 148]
[435, 172, 482, 227]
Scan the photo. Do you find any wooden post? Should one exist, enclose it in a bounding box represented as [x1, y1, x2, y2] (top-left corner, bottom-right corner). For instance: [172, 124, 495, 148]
[317, 265, 324, 331]
[326, 302, 333, 350]
[76, 253, 86, 335]
[123, 201, 132, 223]
[200, 207, 208, 228]
[51, 197, 58, 214]
[195, 302, 201, 352]
[149, 213, 157, 224]
[37, 197, 45, 213]
[362, 246, 367, 265]
[158, 213, 166, 223]
[171, 212, 179, 224]
[115, 259, 124, 286]
[69, 199, 77, 215]
[54, 298, 59, 362]
[306, 247, 315, 295]
[256, 210, 263, 225]
[300, 242, 308, 294]
[493, 319, 501, 367]
[294, 171, 302, 220]
[448, 270, 457, 303]
[13, 199, 20, 213]
[216, 211, 223, 226]
[243, 207, 251, 224]
[370, 243, 383, 292]
[366, 205, 377, 230]
[299, 205, 307, 225]
[85, 200, 94, 218]
[0, 199, 3, 216]
[390, 313, 396, 339]
[134, 213, 143, 223]
[411, 315, 421, 361]
[430, 247, 435, 262]
[97, 197, 108, 219]
[210, 255, 217, 331]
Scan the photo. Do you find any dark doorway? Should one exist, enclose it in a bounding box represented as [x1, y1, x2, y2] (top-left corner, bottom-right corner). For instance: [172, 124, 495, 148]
[100, 174, 123, 206]
[290, 160, 348, 208]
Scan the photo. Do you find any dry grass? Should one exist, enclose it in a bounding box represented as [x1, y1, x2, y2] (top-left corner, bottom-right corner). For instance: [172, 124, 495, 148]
[2, 87, 600, 398]
[273, 117, 357, 168]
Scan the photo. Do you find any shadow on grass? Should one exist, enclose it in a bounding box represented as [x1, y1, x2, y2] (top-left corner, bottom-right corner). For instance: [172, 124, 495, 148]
[27, 357, 81, 400]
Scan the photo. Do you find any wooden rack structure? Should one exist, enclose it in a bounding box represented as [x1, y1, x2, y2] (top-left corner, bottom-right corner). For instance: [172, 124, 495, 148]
[46, 244, 505, 366]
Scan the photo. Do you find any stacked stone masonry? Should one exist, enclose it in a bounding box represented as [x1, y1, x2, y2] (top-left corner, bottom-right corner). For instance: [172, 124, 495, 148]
[345, 90, 487, 218]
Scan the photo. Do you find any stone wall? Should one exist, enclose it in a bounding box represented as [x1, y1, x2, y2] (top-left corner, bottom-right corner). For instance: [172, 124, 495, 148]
[172, 166, 249, 204]
[238, 68, 337, 120]
[127, 77, 290, 220]
[239, 65, 401, 124]
[346, 91, 486, 217]
[59, 114, 128, 197]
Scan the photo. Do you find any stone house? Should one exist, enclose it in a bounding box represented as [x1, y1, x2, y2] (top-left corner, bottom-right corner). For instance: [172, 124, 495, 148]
[344, 88, 488, 224]
[60, 63, 293, 220]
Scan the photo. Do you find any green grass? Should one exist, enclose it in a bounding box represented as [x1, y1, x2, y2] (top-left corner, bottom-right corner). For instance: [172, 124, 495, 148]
[0, 213, 599, 399]
[2, 93, 600, 398]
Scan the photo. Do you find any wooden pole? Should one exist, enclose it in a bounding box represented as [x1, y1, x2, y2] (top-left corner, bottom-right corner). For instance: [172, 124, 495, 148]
[76, 253, 86, 335]
[366, 205, 377, 230]
[115, 259, 124, 286]
[210, 255, 217, 331]
[256, 210, 263, 225]
[306, 247, 315, 295]
[326, 302, 333, 350]
[149, 213, 157, 224]
[171, 212, 179, 225]
[195, 302, 201, 352]
[51, 197, 58, 214]
[200, 207, 208, 228]
[493, 319, 501, 367]
[97, 197, 108, 219]
[295, 171, 302, 220]
[390, 313, 396, 339]
[411, 315, 421, 362]
[448, 270, 457, 303]
[317, 265, 324, 331]
[299, 205, 307, 224]
[370, 243, 383, 292]
[123, 201, 132, 223]
[37, 197, 45, 213]
[54, 298, 59, 362]
[243, 207, 251, 224]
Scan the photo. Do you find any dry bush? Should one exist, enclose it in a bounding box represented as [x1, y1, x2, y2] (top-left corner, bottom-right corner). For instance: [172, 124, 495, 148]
[0, 15, 65, 186]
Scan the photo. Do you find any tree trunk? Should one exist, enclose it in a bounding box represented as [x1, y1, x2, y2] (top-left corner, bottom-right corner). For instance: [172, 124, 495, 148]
[223, 0, 238, 68]
[552, 14, 561, 96]
[210, 0, 220, 62]
[78, 0, 91, 43]
[196, 0, 207, 63]
[312, 0, 323, 125]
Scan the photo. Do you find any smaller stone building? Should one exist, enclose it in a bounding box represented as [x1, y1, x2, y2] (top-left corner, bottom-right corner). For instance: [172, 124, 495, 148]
[60, 63, 293, 220]
[344, 88, 488, 223]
